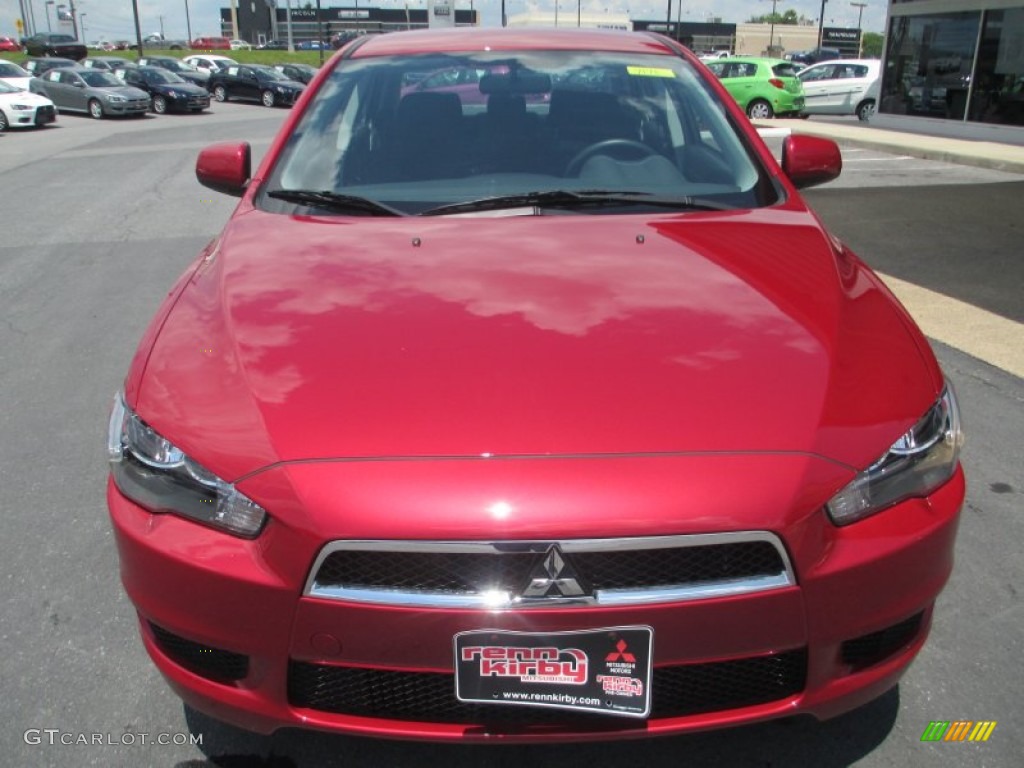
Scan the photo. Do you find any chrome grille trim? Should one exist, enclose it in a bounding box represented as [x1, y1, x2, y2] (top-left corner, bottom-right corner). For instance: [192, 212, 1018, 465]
[304, 533, 795, 609]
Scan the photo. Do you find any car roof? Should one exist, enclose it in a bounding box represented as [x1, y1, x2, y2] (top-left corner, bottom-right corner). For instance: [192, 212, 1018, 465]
[350, 28, 678, 58]
[805, 58, 879, 67]
[728, 56, 794, 65]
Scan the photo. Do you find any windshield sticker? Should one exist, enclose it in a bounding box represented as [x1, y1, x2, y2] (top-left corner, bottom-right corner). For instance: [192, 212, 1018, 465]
[627, 66, 676, 78]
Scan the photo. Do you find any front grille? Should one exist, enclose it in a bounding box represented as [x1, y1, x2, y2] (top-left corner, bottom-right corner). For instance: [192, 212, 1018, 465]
[308, 535, 792, 607]
[148, 622, 249, 683]
[841, 612, 924, 671]
[288, 649, 807, 724]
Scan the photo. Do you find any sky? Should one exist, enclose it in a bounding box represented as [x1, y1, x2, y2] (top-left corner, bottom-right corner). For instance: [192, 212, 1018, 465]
[2, 0, 888, 45]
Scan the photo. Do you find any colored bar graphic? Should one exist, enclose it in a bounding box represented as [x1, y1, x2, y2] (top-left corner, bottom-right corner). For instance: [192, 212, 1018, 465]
[921, 721, 950, 741]
[921, 720, 996, 742]
[969, 722, 997, 742]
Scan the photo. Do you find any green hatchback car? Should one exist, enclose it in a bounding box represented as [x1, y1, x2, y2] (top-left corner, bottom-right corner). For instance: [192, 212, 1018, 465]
[706, 58, 805, 119]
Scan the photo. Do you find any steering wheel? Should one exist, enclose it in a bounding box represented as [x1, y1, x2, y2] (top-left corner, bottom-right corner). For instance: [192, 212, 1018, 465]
[565, 139, 660, 176]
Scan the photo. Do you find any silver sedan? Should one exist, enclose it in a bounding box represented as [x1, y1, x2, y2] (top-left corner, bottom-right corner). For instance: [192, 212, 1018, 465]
[30, 67, 150, 118]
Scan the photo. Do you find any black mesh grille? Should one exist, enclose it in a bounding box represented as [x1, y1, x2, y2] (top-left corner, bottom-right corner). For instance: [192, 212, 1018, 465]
[841, 613, 924, 671]
[574, 543, 784, 589]
[314, 541, 786, 595]
[315, 551, 539, 594]
[288, 650, 806, 724]
[149, 622, 249, 683]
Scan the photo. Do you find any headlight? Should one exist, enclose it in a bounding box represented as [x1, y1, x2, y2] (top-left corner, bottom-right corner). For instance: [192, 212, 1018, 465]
[107, 94, 126, 103]
[166, 90, 180, 98]
[107, 392, 268, 537]
[826, 379, 963, 525]
[11, 103, 33, 111]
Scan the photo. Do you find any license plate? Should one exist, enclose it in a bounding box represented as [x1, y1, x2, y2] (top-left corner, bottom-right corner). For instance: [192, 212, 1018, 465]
[454, 626, 652, 718]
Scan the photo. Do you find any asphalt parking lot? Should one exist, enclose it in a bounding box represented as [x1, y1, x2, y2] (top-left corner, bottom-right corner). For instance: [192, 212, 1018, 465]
[1, 105, 1021, 768]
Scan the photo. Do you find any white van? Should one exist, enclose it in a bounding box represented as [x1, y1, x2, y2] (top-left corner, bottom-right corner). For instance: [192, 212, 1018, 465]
[797, 59, 880, 121]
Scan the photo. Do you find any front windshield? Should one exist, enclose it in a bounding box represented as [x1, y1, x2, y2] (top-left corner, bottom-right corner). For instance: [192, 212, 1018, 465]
[0, 62, 29, 77]
[147, 70, 185, 84]
[0, 80, 20, 94]
[81, 71, 122, 87]
[255, 67, 288, 81]
[263, 50, 773, 216]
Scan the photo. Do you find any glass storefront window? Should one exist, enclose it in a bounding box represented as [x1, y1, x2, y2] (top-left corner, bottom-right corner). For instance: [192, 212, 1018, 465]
[881, 12, 980, 120]
[969, 8, 1024, 126]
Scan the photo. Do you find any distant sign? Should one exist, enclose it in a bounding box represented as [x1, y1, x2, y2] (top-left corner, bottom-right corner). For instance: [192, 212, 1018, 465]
[429, 0, 454, 27]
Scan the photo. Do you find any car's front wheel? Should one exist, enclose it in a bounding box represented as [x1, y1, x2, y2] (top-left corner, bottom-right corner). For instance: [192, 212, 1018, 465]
[152, 95, 167, 114]
[0, 110, 8, 132]
[857, 99, 876, 122]
[88, 99, 104, 119]
[261, 89, 275, 108]
[213, 85, 227, 102]
[746, 99, 774, 119]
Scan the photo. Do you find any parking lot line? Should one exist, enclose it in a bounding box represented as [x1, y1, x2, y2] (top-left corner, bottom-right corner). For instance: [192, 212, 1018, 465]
[880, 273, 1024, 379]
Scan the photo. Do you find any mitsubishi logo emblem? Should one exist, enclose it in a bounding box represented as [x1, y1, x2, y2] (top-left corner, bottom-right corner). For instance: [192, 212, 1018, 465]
[521, 546, 588, 599]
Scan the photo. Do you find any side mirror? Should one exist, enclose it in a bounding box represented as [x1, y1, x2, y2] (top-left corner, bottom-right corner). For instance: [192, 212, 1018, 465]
[196, 142, 251, 197]
[780, 134, 842, 189]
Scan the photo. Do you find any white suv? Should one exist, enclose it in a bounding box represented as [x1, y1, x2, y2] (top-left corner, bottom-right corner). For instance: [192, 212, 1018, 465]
[797, 59, 881, 121]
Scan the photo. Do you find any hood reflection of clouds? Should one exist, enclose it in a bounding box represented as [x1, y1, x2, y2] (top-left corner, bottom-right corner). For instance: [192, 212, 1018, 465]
[220, 217, 800, 341]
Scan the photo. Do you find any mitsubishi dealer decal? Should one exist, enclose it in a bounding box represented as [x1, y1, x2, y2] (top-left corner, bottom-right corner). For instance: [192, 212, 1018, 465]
[454, 626, 653, 718]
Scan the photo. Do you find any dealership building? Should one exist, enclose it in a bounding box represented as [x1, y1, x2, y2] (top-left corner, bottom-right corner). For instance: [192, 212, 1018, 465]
[872, 0, 1023, 139]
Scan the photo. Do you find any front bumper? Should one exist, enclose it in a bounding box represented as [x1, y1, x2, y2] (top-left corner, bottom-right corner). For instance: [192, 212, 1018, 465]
[105, 98, 151, 115]
[5, 104, 56, 128]
[169, 93, 211, 111]
[108, 460, 964, 742]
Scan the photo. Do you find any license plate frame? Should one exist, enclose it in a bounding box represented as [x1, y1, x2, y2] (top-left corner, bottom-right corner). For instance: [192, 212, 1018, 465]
[454, 626, 653, 718]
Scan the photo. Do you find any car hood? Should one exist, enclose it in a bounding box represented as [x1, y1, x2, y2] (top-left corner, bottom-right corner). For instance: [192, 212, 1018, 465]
[265, 78, 305, 89]
[154, 82, 207, 95]
[133, 208, 940, 481]
[0, 77, 33, 91]
[2, 86, 49, 103]
[93, 85, 149, 98]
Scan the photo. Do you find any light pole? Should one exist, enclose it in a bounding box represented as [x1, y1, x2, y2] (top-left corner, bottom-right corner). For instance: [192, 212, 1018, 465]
[817, 0, 827, 50]
[79, 11, 85, 41]
[27, 0, 38, 36]
[768, 0, 778, 55]
[850, 2, 867, 56]
[184, 0, 192, 44]
[45, 0, 54, 32]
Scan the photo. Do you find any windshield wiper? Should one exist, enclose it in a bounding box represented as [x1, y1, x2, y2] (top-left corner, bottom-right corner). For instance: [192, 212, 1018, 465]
[419, 190, 732, 216]
[266, 189, 407, 217]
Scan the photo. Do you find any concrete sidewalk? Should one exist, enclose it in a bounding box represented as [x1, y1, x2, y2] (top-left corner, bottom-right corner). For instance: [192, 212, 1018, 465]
[754, 118, 1024, 174]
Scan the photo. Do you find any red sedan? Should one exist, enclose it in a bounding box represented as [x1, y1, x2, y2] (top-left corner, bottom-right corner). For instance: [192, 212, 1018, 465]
[107, 28, 965, 742]
[191, 36, 231, 50]
[0, 35, 21, 52]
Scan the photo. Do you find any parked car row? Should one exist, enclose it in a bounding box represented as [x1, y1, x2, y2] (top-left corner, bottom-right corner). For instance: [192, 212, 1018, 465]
[705, 56, 881, 121]
[0, 55, 313, 130]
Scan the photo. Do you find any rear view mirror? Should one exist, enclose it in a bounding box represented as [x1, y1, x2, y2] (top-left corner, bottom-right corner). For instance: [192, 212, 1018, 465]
[196, 142, 251, 197]
[781, 134, 842, 189]
[480, 70, 552, 96]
